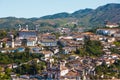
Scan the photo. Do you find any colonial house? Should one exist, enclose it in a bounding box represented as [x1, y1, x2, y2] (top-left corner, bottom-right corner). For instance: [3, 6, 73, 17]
[0, 50, 7, 53]
[1, 37, 14, 48]
[73, 35, 84, 41]
[99, 36, 107, 41]
[27, 39, 36, 47]
[96, 29, 120, 36]
[40, 50, 53, 61]
[59, 36, 73, 40]
[46, 60, 69, 79]
[27, 41, 34, 46]
[18, 30, 37, 40]
[111, 54, 120, 59]
[73, 34, 84, 45]
[18, 25, 38, 47]
[6, 41, 12, 48]
[62, 70, 78, 79]
[56, 27, 70, 34]
[95, 60, 103, 66]
[113, 32, 120, 37]
[39, 39, 57, 47]
[59, 37, 84, 48]
[104, 59, 115, 65]
[18, 25, 37, 40]
[32, 47, 43, 53]
[58, 39, 67, 47]
[38, 33, 57, 47]
[62, 47, 76, 54]
[50, 47, 59, 54]
[69, 55, 79, 60]
[14, 39, 22, 47]
[60, 65, 69, 76]
[106, 22, 119, 28]
[107, 37, 116, 43]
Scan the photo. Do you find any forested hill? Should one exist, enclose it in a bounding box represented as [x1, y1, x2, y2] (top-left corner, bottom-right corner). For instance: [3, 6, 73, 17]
[0, 3, 120, 30]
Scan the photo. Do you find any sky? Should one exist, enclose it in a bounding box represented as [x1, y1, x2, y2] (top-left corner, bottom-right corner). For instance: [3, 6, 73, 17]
[0, 0, 120, 18]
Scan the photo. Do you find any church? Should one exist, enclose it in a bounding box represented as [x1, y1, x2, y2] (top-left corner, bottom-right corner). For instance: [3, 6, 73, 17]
[17, 25, 38, 46]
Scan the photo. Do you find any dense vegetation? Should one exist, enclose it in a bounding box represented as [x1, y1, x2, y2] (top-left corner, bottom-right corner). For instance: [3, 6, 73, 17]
[0, 30, 7, 39]
[110, 47, 120, 54]
[14, 61, 46, 75]
[0, 67, 12, 79]
[0, 52, 45, 79]
[95, 60, 120, 79]
[0, 52, 43, 64]
[75, 40, 103, 57]
[114, 41, 120, 47]
[0, 47, 46, 79]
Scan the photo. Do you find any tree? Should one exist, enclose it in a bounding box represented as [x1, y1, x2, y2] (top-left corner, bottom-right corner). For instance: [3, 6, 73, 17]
[75, 40, 103, 57]
[2, 42, 6, 48]
[5, 68, 12, 75]
[85, 40, 103, 57]
[14, 61, 46, 75]
[25, 47, 30, 53]
[0, 30, 7, 39]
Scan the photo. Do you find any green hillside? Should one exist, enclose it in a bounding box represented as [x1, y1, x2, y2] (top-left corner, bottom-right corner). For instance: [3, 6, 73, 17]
[0, 3, 120, 30]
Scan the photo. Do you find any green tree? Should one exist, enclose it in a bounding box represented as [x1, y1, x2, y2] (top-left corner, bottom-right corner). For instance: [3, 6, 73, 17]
[75, 40, 103, 57]
[5, 68, 12, 75]
[0, 30, 7, 39]
[2, 42, 6, 48]
[25, 47, 30, 53]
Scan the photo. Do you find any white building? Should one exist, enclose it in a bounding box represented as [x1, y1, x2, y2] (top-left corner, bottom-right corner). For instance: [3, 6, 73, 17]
[40, 50, 53, 61]
[39, 40, 57, 47]
[27, 40, 36, 46]
[106, 22, 119, 28]
[60, 66, 69, 76]
[96, 29, 119, 36]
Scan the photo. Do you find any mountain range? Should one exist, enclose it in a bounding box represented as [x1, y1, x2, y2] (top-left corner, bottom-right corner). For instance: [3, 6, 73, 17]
[0, 3, 120, 30]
